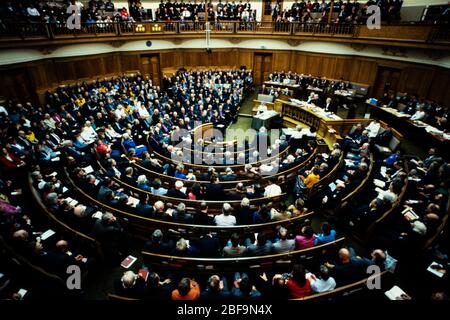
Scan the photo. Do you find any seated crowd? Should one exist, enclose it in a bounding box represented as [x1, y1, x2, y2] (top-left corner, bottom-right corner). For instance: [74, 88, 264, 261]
[0, 63, 448, 301]
[0, 1, 124, 26]
[379, 92, 449, 133]
[155, 0, 257, 23]
[272, 0, 403, 24]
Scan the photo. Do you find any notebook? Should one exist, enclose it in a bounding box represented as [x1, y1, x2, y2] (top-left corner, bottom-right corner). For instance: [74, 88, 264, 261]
[385, 286, 410, 300]
[427, 262, 447, 278]
[120, 255, 137, 269]
[40, 229, 56, 241]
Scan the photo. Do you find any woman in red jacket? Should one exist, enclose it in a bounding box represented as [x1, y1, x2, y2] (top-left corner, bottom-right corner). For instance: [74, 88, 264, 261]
[0, 146, 25, 171]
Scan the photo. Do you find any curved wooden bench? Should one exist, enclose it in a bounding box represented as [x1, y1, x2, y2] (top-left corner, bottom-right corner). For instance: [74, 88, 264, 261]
[339, 153, 375, 210]
[141, 237, 345, 272]
[150, 146, 291, 171]
[107, 293, 139, 301]
[127, 148, 317, 189]
[63, 167, 315, 237]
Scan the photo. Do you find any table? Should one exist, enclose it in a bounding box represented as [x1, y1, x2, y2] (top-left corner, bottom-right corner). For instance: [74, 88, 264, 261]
[369, 104, 450, 157]
[251, 110, 281, 130]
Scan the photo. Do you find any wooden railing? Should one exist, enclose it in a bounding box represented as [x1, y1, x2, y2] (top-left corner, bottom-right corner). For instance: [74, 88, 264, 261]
[1, 22, 448, 47]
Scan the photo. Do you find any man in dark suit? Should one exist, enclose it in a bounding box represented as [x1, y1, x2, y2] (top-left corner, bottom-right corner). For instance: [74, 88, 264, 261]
[324, 97, 338, 114]
[192, 202, 215, 225]
[220, 167, 238, 181]
[166, 180, 188, 199]
[144, 229, 175, 254]
[121, 167, 137, 187]
[205, 176, 225, 200]
[172, 202, 193, 224]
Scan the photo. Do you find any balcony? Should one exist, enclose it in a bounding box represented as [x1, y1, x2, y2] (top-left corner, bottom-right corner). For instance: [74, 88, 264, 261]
[0, 21, 448, 49]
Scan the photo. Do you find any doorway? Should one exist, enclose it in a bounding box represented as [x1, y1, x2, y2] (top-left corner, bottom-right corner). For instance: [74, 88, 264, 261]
[372, 66, 401, 98]
[253, 52, 273, 85]
[262, 0, 283, 22]
[140, 54, 161, 86]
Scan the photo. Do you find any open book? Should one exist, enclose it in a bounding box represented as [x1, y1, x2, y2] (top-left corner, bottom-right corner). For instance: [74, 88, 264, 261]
[64, 197, 79, 207]
[402, 207, 419, 221]
[83, 165, 94, 174]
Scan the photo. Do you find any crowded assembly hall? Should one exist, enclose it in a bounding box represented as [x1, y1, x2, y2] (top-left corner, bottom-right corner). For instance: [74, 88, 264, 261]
[0, 0, 449, 306]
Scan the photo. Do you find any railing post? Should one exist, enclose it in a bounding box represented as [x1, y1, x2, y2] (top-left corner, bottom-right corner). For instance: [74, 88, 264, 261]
[290, 22, 294, 35]
[176, 22, 180, 34]
[45, 23, 54, 39]
[233, 21, 237, 34]
[115, 22, 120, 36]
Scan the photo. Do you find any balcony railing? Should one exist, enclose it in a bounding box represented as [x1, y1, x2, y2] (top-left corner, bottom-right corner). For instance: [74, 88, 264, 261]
[0, 21, 448, 45]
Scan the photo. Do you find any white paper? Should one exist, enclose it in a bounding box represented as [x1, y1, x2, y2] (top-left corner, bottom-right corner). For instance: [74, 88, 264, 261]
[83, 165, 94, 174]
[41, 229, 56, 241]
[385, 286, 408, 300]
[427, 262, 446, 278]
[92, 211, 103, 219]
[373, 179, 386, 188]
[17, 289, 27, 299]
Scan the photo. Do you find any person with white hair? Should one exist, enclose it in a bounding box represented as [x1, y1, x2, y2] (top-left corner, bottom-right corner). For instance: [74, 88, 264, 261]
[80, 121, 97, 144]
[220, 167, 238, 181]
[214, 203, 236, 226]
[166, 180, 188, 199]
[136, 175, 151, 191]
[122, 132, 148, 157]
[114, 270, 147, 298]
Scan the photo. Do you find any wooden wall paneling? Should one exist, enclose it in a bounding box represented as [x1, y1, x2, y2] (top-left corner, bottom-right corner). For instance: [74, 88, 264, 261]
[428, 69, 450, 105]
[238, 50, 253, 70]
[272, 51, 291, 73]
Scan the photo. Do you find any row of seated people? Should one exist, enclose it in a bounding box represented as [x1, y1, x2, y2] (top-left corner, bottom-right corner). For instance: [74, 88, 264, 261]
[70, 160, 299, 223]
[272, 0, 403, 23]
[143, 220, 338, 258]
[0, 70, 249, 172]
[148, 131, 313, 169]
[114, 246, 389, 300]
[266, 71, 352, 94]
[156, 0, 257, 22]
[378, 92, 449, 133]
[0, 174, 95, 281]
[0, 0, 118, 24]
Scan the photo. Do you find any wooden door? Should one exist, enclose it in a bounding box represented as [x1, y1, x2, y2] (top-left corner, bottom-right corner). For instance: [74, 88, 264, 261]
[372, 66, 401, 98]
[262, 0, 283, 22]
[140, 54, 161, 86]
[253, 53, 273, 85]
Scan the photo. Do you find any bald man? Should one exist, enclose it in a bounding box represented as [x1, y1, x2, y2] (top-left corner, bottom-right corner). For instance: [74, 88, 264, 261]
[325, 248, 372, 286]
